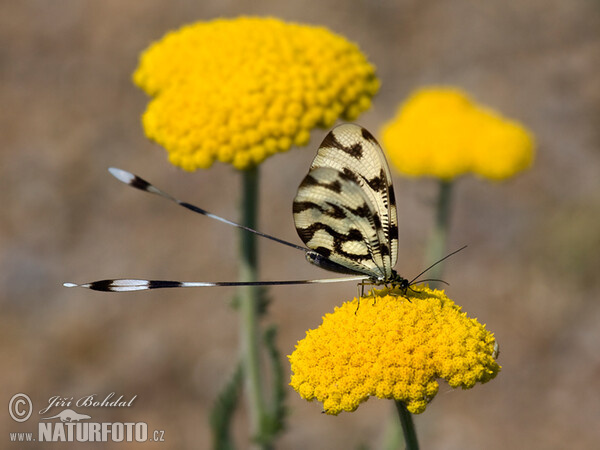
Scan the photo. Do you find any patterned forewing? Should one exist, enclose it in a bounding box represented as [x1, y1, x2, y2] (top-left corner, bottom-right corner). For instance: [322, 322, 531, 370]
[293, 167, 389, 278]
[308, 124, 398, 274]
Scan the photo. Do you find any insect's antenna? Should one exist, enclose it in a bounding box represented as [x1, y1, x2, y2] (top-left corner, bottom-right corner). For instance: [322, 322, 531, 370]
[108, 168, 307, 253]
[409, 278, 449, 286]
[408, 245, 468, 285]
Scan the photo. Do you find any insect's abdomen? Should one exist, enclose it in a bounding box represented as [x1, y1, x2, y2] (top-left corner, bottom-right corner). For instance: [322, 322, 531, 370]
[305, 251, 373, 276]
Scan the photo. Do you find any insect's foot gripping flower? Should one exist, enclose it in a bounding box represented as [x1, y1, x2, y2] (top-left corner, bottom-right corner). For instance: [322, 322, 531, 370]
[133, 17, 380, 171]
[288, 287, 500, 415]
[381, 87, 535, 181]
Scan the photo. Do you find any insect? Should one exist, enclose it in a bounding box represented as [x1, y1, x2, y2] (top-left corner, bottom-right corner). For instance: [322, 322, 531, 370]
[65, 124, 460, 293]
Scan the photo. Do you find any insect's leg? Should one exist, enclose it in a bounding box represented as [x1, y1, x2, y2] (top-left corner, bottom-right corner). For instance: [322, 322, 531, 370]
[402, 285, 415, 302]
[355, 281, 366, 315]
[369, 282, 378, 306]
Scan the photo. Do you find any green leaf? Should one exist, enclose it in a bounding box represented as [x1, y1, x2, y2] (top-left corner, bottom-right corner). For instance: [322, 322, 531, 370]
[260, 325, 287, 439]
[210, 362, 244, 450]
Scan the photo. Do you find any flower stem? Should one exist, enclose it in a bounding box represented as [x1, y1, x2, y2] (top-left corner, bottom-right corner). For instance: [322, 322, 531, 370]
[425, 179, 454, 282]
[238, 166, 270, 449]
[395, 401, 419, 450]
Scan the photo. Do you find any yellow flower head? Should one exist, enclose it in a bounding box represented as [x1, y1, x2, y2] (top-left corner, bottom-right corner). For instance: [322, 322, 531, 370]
[133, 17, 379, 171]
[288, 287, 500, 415]
[381, 87, 535, 181]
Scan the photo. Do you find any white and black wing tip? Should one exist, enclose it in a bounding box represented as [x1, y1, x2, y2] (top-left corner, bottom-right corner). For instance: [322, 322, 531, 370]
[108, 167, 161, 195]
[108, 167, 136, 185]
[63, 279, 190, 292]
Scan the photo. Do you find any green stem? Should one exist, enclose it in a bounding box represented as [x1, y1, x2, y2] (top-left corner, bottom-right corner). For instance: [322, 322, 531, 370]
[395, 401, 419, 450]
[381, 411, 402, 450]
[425, 179, 454, 282]
[238, 166, 270, 449]
[384, 180, 453, 449]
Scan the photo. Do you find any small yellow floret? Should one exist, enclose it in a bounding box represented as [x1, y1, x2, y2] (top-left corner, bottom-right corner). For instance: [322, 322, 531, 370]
[381, 87, 535, 181]
[288, 287, 500, 415]
[133, 17, 379, 171]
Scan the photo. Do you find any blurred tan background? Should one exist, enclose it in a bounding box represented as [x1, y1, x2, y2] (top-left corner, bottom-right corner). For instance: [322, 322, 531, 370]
[2, 1, 599, 449]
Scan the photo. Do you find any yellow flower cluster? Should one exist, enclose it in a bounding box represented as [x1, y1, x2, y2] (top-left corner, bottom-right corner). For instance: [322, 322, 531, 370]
[288, 287, 500, 415]
[381, 87, 535, 181]
[133, 17, 379, 171]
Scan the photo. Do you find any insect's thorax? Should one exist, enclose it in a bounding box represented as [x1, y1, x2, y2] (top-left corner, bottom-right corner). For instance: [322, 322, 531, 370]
[387, 269, 409, 291]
